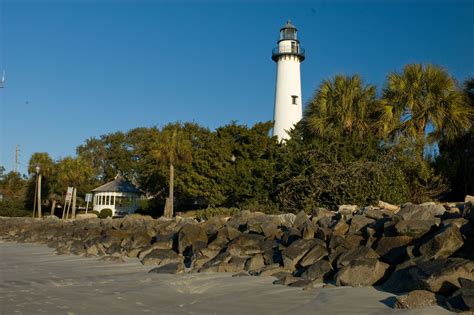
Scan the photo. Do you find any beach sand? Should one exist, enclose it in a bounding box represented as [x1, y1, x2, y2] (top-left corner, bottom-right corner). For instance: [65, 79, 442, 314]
[0, 241, 452, 315]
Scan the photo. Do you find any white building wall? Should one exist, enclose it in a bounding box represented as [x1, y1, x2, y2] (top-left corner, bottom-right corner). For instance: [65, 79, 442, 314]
[273, 39, 303, 140]
[92, 191, 141, 216]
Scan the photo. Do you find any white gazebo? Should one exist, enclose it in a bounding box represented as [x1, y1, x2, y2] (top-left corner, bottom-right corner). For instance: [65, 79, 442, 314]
[91, 176, 144, 217]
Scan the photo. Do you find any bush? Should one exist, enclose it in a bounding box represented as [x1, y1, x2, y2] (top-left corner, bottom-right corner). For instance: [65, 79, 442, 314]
[0, 199, 30, 217]
[275, 137, 411, 212]
[98, 208, 113, 219]
[91, 210, 100, 217]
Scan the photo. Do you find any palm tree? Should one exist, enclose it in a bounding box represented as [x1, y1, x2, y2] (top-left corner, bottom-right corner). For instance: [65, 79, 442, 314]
[380, 64, 473, 160]
[153, 124, 192, 218]
[302, 74, 379, 140]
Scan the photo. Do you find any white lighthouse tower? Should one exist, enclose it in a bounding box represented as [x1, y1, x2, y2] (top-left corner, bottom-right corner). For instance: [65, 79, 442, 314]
[272, 20, 305, 140]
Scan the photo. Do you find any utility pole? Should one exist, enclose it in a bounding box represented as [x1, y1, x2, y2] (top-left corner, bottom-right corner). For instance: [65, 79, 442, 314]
[71, 187, 77, 219]
[37, 170, 42, 218]
[14, 145, 19, 173]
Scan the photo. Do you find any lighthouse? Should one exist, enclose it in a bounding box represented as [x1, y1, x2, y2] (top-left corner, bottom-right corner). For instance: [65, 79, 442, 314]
[272, 20, 305, 140]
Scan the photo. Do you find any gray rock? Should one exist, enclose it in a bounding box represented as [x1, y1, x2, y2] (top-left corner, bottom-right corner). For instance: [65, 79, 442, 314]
[419, 224, 464, 259]
[331, 220, 349, 236]
[281, 239, 319, 271]
[245, 254, 265, 273]
[446, 278, 474, 312]
[397, 203, 445, 221]
[298, 244, 328, 267]
[338, 205, 358, 215]
[141, 249, 182, 266]
[227, 233, 266, 257]
[311, 208, 335, 224]
[300, 259, 333, 281]
[335, 258, 389, 286]
[375, 236, 412, 264]
[394, 290, 442, 309]
[154, 233, 175, 249]
[178, 224, 208, 254]
[149, 262, 185, 274]
[383, 258, 474, 295]
[349, 215, 375, 234]
[395, 219, 438, 238]
[336, 246, 379, 268]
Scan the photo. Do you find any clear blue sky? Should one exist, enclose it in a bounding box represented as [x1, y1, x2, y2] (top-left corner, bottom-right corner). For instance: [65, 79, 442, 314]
[1, 0, 473, 174]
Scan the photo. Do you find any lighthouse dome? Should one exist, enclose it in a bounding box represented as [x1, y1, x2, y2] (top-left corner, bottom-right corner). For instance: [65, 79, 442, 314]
[279, 20, 298, 41]
[280, 20, 297, 31]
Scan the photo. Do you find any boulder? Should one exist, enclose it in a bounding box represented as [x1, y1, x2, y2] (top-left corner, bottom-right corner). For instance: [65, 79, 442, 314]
[293, 211, 311, 230]
[281, 239, 319, 271]
[227, 233, 266, 257]
[377, 200, 400, 213]
[178, 224, 208, 254]
[349, 215, 375, 234]
[298, 244, 328, 267]
[154, 233, 175, 249]
[281, 227, 302, 246]
[395, 219, 438, 238]
[149, 262, 185, 274]
[300, 222, 316, 240]
[300, 259, 333, 281]
[336, 246, 379, 268]
[375, 236, 412, 264]
[383, 258, 474, 295]
[141, 249, 182, 266]
[311, 208, 334, 223]
[245, 254, 265, 273]
[335, 258, 389, 286]
[259, 264, 284, 277]
[273, 275, 299, 286]
[275, 213, 296, 227]
[419, 224, 464, 259]
[394, 290, 442, 309]
[338, 205, 358, 215]
[397, 203, 445, 221]
[331, 220, 349, 236]
[362, 208, 394, 220]
[446, 278, 474, 312]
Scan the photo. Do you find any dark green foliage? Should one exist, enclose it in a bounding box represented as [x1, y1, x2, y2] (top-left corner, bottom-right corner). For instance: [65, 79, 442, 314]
[275, 131, 410, 212]
[98, 208, 113, 218]
[436, 78, 474, 200]
[0, 199, 30, 217]
[91, 210, 100, 217]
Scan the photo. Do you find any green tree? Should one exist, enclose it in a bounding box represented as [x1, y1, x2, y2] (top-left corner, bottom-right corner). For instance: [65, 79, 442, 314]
[302, 74, 380, 140]
[380, 64, 473, 160]
[152, 123, 192, 217]
[55, 157, 95, 198]
[77, 131, 134, 182]
[436, 78, 474, 199]
[26, 153, 57, 212]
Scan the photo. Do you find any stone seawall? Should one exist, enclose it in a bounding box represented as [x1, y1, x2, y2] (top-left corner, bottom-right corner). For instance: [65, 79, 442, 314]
[1, 201, 473, 312]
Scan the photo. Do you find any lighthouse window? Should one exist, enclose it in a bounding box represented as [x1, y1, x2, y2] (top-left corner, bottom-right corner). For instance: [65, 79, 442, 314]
[291, 95, 298, 105]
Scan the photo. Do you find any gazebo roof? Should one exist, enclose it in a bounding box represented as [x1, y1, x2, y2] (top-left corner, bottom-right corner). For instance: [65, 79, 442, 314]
[91, 176, 143, 194]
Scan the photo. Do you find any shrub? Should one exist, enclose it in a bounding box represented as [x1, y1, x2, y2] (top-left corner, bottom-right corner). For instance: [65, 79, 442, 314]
[98, 208, 113, 219]
[91, 210, 100, 217]
[0, 199, 30, 217]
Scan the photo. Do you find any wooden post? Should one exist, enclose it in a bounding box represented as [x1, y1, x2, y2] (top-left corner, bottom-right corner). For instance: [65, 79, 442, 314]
[50, 199, 57, 216]
[32, 176, 38, 218]
[85, 200, 89, 214]
[71, 188, 77, 219]
[165, 163, 174, 218]
[37, 173, 42, 218]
